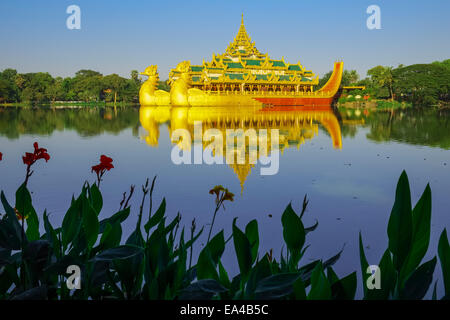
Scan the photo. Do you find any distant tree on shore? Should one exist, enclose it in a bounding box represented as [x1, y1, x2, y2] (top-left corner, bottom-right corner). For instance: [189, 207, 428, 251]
[0, 69, 141, 104]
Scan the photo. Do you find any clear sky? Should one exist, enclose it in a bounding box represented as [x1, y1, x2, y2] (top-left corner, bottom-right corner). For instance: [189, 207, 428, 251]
[0, 0, 449, 79]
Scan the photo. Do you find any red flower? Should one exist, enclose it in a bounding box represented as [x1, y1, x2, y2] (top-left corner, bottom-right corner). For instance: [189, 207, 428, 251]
[22, 142, 51, 186]
[92, 155, 114, 187]
[22, 142, 51, 166]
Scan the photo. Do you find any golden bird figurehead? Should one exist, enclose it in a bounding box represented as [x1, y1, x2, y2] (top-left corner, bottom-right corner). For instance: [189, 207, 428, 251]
[141, 65, 159, 77]
[175, 61, 191, 73]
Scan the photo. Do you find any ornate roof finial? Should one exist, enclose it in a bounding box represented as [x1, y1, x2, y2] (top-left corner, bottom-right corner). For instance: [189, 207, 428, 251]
[224, 14, 263, 58]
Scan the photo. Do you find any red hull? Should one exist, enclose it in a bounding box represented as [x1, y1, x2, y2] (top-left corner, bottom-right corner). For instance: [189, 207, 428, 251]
[254, 96, 334, 107]
[253, 62, 344, 107]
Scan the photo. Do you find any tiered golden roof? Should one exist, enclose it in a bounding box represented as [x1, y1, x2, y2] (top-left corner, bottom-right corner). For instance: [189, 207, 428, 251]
[168, 15, 319, 91]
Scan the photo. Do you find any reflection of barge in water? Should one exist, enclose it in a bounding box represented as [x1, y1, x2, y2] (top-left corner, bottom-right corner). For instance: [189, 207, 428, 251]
[139, 15, 343, 107]
[139, 106, 343, 192]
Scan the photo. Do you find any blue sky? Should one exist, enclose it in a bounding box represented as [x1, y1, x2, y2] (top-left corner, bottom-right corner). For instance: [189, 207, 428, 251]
[0, 0, 449, 79]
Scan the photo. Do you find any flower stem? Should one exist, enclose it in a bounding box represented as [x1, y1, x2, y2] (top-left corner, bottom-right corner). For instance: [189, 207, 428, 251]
[207, 200, 222, 244]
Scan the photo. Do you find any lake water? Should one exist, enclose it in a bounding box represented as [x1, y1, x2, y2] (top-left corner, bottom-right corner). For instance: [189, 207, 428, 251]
[0, 105, 449, 296]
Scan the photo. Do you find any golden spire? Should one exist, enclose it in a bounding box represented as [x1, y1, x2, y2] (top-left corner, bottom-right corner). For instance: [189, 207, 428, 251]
[225, 14, 261, 57]
[235, 13, 251, 45]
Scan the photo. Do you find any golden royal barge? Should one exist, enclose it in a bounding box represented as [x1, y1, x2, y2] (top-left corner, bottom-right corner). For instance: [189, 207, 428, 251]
[139, 15, 343, 107]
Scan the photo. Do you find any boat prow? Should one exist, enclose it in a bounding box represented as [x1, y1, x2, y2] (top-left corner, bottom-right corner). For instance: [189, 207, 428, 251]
[253, 61, 344, 107]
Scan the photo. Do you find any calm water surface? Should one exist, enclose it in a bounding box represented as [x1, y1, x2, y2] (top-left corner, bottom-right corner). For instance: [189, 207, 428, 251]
[0, 106, 449, 295]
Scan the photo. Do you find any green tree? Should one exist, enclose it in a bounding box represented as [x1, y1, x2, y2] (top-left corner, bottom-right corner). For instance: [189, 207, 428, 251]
[0, 69, 20, 102]
[341, 70, 360, 86]
[393, 64, 450, 106]
[103, 74, 128, 104]
[130, 70, 141, 86]
[367, 66, 394, 100]
[72, 70, 104, 102]
[18, 72, 54, 103]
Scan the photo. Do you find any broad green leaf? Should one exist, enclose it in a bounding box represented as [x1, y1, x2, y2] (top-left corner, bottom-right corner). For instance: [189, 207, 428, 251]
[359, 232, 370, 298]
[232, 218, 252, 280]
[144, 198, 166, 233]
[399, 257, 436, 300]
[377, 249, 396, 299]
[400, 184, 432, 285]
[0, 218, 22, 251]
[99, 222, 122, 250]
[245, 220, 259, 264]
[1, 191, 24, 249]
[281, 203, 305, 262]
[308, 262, 332, 300]
[15, 184, 39, 241]
[81, 195, 99, 249]
[329, 269, 357, 300]
[89, 183, 103, 215]
[43, 211, 61, 258]
[197, 247, 219, 281]
[387, 171, 412, 271]
[90, 245, 144, 262]
[99, 207, 130, 233]
[438, 229, 450, 295]
[254, 273, 301, 300]
[293, 277, 307, 300]
[245, 255, 272, 297]
[206, 230, 225, 265]
[218, 259, 231, 288]
[305, 220, 319, 235]
[61, 196, 82, 250]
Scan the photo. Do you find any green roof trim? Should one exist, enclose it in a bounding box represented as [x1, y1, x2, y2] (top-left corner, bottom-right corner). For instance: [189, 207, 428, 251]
[226, 62, 244, 69]
[301, 77, 312, 82]
[245, 59, 262, 66]
[191, 76, 201, 82]
[288, 65, 301, 71]
[271, 60, 286, 67]
[279, 75, 291, 81]
[190, 66, 203, 72]
[226, 73, 244, 80]
[256, 75, 268, 80]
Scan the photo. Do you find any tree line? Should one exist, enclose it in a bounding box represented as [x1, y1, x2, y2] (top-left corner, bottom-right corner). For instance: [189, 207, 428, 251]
[1, 59, 449, 106]
[319, 59, 450, 106]
[0, 69, 143, 104]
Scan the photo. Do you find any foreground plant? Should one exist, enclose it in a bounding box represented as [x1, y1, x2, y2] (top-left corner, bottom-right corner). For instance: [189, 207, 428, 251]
[0, 149, 448, 300]
[359, 171, 450, 300]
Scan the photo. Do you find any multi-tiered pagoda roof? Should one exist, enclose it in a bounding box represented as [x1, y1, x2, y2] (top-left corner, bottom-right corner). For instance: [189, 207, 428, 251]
[169, 15, 319, 90]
